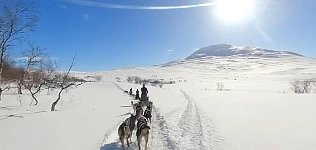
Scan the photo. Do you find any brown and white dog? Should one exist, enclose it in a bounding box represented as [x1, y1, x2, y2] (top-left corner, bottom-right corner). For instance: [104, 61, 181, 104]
[118, 114, 137, 150]
[118, 121, 131, 150]
[136, 116, 150, 150]
[135, 105, 143, 118]
[125, 114, 137, 137]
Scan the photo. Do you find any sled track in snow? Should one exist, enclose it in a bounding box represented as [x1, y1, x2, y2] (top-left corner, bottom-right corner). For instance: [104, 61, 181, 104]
[98, 83, 135, 150]
[151, 106, 180, 150]
[99, 107, 180, 150]
[113, 83, 126, 93]
[180, 90, 223, 150]
[98, 115, 140, 150]
[179, 90, 205, 150]
[96, 119, 123, 150]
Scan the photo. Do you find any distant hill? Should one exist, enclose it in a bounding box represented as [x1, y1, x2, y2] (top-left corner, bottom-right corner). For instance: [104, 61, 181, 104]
[185, 44, 303, 60]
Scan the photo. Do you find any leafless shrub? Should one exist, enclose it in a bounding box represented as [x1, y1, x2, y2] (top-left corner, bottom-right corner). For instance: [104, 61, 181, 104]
[115, 77, 121, 82]
[94, 75, 103, 82]
[126, 76, 142, 84]
[126, 76, 174, 88]
[2, 58, 24, 82]
[217, 82, 224, 91]
[217, 82, 230, 91]
[134, 76, 142, 84]
[291, 80, 315, 94]
[126, 76, 133, 83]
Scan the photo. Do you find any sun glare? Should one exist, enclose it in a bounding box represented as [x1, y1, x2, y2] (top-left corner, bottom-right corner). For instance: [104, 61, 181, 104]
[214, 0, 254, 23]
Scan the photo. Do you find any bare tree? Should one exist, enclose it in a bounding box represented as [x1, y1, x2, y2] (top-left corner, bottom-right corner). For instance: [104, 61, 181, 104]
[0, 0, 38, 100]
[18, 44, 46, 93]
[25, 66, 55, 106]
[21, 44, 55, 105]
[24, 71, 45, 105]
[51, 54, 78, 111]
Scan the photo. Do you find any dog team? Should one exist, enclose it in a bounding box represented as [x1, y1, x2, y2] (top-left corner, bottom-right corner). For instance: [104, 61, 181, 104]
[118, 86, 153, 150]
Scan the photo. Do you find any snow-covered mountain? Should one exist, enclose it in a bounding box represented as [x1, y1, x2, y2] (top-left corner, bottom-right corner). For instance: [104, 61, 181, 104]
[186, 44, 303, 60]
[159, 44, 313, 76]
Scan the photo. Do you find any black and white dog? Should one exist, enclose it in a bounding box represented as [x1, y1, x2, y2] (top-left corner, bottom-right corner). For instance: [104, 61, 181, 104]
[148, 101, 153, 112]
[143, 106, 152, 123]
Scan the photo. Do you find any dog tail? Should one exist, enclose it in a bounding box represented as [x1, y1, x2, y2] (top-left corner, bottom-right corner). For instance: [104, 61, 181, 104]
[118, 127, 123, 136]
[143, 126, 150, 135]
[118, 124, 128, 136]
[124, 126, 128, 132]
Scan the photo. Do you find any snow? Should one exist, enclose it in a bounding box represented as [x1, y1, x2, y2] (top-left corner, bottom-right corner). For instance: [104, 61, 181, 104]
[1, 48, 316, 150]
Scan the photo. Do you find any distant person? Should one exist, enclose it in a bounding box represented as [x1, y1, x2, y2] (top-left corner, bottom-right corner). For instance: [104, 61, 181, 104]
[129, 88, 132, 95]
[141, 85, 148, 95]
[135, 89, 140, 100]
[141, 84, 148, 101]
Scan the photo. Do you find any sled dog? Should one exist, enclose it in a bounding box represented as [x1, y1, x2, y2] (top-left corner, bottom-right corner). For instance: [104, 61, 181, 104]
[118, 121, 131, 150]
[136, 116, 150, 150]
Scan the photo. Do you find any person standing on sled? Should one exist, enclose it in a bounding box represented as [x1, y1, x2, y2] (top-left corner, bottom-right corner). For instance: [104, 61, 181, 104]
[129, 88, 132, 95]
[141, 84, 148, 101]
[135, 89, 140, 100]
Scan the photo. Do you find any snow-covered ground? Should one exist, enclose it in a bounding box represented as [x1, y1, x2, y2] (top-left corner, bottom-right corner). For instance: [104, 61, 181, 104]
[1, 48, 316, 150]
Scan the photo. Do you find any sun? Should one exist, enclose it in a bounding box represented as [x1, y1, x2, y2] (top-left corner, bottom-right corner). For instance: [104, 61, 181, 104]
[214, 0, 254, 23]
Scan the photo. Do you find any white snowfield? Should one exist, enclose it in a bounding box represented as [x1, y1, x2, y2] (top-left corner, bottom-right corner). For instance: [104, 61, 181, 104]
[1, 47, 316, 150]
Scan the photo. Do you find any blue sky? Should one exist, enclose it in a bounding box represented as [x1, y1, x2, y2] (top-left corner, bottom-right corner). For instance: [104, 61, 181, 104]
[15, 0, 316, 71]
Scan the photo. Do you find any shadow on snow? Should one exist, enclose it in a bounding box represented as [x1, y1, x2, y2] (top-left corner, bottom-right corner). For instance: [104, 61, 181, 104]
[100, 142, 120, 150]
